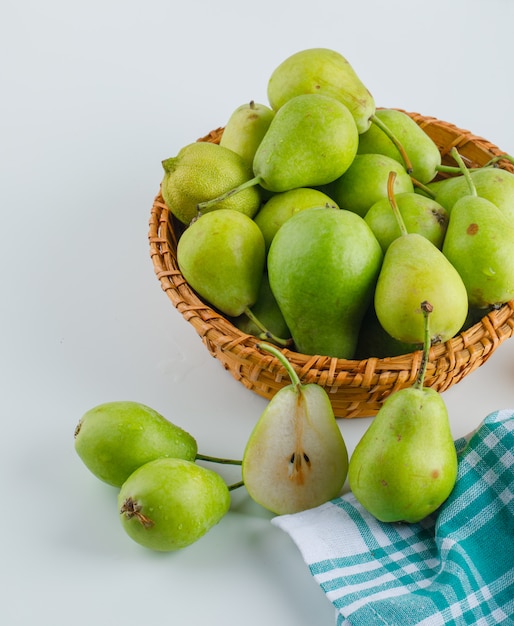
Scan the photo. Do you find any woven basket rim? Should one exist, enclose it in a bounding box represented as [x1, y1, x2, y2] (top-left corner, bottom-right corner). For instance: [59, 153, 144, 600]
[148, 110, 514, 417]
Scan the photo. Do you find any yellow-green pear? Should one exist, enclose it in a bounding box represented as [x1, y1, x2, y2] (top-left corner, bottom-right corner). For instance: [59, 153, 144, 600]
[242, 343, 348, 515]
[119, 458, 230, 551]
[74, 401, 198, 487]
[254, 187, 338, 252]
[373, 174, 468, 344]
[161, 142, 261, 224]
[365, 192, 448, 253]
[219, 100, 275, 165]
[268, 205, 383, 358]
[426, 167, 514, 222]
[197, 93, 358, 212]
[267, 47, 375, 133]
[358, 108, 442, 184]
[442, 195, 514, 308]
[349, 303, 458, 523]
[177, 209, 265, 317]
[325, 153, 414, 218]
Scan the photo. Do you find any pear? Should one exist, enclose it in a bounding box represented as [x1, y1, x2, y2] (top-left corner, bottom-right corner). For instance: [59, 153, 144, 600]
[232, 273, 291, 344]
[177, 209, 265, 317]
[325, 153, 414, 218]
[426, 167, 514, 222]
[267, 205, 383, 359]
[374, 173, 468, 344]
[267, 47, 375, 133]
[254, 187, 338, 252]
[440, 146, 514, 308]
[242, 343, 348, 515]
[197, 93, 358, 212]
[355, 304, 420, 359]
[219, 100, 275, 166]
[74, 401, 198, 487]
[442, 195, 514, 308]
[161, 142, 261, 224]
[365, 192, 449, 253]
[119, 458, 231, 551]
[348, 302, 458, 523]
[358, 108, 441, 184]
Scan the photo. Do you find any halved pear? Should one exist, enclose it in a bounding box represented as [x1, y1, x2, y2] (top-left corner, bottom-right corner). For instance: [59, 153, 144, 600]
[242, 344, 348, 515]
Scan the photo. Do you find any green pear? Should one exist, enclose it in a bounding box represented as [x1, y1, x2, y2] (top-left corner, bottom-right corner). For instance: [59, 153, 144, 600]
[374, 230, 468, 344]
[219, 100, 275, 166]
[254, 187, 338, 252]
[355, 304, 420, 359]
[349, 303, 458, 523]
[242, 343, 348, 515]
[426, 167, 514, 222]
[197, 93, 358, 212]
[118, 458, 230, 551]
[74, 401, 198, 487]
[442, 195, 514, 308]
[267, 47, 375, 133]
[365, 192, 449, 253]
[232, 273, 291, 343]
[177, 209, 265, 317]
[267, 206, 383, 358]
[161, 142, 261, 224]
[325, 153, 414, 218]
[358, 108, 441, 184]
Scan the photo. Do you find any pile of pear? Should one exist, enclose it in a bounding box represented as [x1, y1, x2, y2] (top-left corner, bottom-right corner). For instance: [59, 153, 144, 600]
[161, 47, 514, 361]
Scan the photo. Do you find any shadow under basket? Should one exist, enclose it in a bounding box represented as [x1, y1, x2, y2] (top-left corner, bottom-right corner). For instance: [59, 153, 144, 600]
[148, 110, 514, 418]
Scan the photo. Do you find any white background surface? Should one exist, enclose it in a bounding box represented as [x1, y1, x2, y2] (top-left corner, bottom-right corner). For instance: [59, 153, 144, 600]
[2, 1, 514, 624]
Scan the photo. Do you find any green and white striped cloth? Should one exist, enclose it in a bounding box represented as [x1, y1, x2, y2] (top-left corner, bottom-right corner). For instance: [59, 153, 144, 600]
[272, 409, 514, 625]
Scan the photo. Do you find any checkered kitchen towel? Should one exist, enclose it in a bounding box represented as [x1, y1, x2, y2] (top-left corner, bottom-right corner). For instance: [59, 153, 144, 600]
[272, 409, 514, 625]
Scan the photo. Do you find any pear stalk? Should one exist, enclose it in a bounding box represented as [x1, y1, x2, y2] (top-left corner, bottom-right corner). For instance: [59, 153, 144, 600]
[370, 114, 413, 174]
[450, 147, 477, 196]
[414, 301, 433, 390]
[257, 342, 301, 389]
[195, 453, 242, 466]
[244, 307, 293, 347]
[197, 176, 263, 212]
[387, 171, 409, 236]
[410, 177, 437, 198]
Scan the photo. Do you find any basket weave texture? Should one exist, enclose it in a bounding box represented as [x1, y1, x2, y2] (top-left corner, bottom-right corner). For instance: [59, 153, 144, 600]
[148, 111, 514, 418]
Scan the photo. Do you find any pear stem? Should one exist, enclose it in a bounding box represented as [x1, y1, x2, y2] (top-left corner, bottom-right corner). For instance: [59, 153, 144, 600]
[228, 480, 245, 491]
[410, 176, 436, 199]
[387, 171, 409, 236]
[257, 342, 301, 389]
[244, 307, 293, 347]
[435, 164, 485, 175]
[370, 114, 413, 174]
[196, 453, 242, 466]
[414, 301, 433, 390]
[450, 147, 477, 196]
[197, 176, 263, 212]
[483, 153, 514, 167]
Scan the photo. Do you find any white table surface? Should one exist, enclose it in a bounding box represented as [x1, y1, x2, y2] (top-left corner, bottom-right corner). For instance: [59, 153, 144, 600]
[2, 1, 514, 624]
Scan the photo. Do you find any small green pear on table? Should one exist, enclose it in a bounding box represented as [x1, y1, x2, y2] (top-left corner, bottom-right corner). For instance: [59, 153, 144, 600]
[348, 301, 458, 523]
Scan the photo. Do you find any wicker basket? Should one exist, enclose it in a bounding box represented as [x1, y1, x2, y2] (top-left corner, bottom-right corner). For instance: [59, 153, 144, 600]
[148, 111, 514, 418]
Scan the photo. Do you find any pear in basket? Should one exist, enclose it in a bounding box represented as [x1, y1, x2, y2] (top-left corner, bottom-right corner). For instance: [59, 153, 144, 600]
[442, 149, 514, 308]
[358, 108, 442, 184]
[425, 166, 514, 222]
[161, 141, 261, 225]
[374, 172, 468, 345]
[219, 100, 275, 166]
[177, 208, 265, 318]
[197, 93, 359, 212]
[267, 204, 383, 359]
[267, 47, 375, 134]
